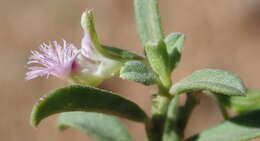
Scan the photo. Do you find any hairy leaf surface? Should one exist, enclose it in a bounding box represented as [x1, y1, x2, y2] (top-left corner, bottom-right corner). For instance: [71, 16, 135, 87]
[57, 112, 133, 141]
[186, 110, 260, 141]
[164, 33, 185, 70]
[134, 0, 164, 46]
[170, 69, 246, 96]
[120, 60, 158, 85]
[31, 85, 147, 127]
[145, 40, 171, 88]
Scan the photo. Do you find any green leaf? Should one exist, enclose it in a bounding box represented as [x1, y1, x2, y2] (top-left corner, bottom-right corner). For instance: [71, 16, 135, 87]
[163, 96, 181, 141]
[102, 45, 144, 61]
[30, 85, 148, 127]
[221, 89, 260, 114]
[134, 0, 164, 46]
[170, 69, 246, 96]
[57, 112, 133, 141]
[120, 60, 158, 85]
[145, 40, 171, 88]
[164, 33, 185, 70]
[186, 110, 260, 141]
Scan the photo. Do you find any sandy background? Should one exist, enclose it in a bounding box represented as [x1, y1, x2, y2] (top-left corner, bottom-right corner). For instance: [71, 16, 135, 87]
[1, 0, 260, 140]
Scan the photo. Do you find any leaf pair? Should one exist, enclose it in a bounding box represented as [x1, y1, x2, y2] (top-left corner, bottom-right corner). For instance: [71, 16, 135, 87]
[144, 33, 185, 88]
[118, 33, 185, 87]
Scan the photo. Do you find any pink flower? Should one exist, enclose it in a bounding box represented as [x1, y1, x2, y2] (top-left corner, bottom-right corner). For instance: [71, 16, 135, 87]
[26, 37, 122, 86]
[26, 40, 78, 80]
[25, 10, 122, 86]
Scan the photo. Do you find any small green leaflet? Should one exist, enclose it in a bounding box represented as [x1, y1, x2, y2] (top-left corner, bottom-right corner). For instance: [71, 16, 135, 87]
[145, 40, 172, 88]
[57, 112, 133, 141]
[30, 85, 148, 127]
[164, 33, 185, 70]
[170, 69, 246, 96]
[120, 60, 158, 85]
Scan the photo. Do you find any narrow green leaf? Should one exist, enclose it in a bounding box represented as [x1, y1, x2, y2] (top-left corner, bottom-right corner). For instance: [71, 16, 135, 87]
[81, 10, 104, 56]
[221, 89, 260, 114]
[186, 110, 260, 141]
[145, 40, 171, 88]
[82, 10, 143, 62]
[102, 45, 144, 61]
[30, 85, 148, 127]
[57, 112, 133, 141]
[134, 0, 164, 46]
[120, 60, 158, 85]
[164, 33, 185, 70]
[170, 69, 246, 96]
[163, 96, 181, 141]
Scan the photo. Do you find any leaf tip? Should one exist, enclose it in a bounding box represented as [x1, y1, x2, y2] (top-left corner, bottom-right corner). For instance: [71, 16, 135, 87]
[30, 115, 39, 128]
[30, 94, 49, 128]
[30, 107, 41, 128]
[56, 123, 69, 131]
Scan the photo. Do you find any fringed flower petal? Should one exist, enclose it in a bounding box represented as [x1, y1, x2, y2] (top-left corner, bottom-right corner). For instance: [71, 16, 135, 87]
[26, 40, 78, 80]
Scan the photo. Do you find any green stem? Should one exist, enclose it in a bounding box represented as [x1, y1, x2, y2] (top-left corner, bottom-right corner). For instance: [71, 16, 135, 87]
[204, 91, 230, 119]
[133, 0, 176, 140]
[146, 93, 171, 141]
[163, 96, 181, 141]
[178, 93, 198, 137]
[145, 118, 161, 141]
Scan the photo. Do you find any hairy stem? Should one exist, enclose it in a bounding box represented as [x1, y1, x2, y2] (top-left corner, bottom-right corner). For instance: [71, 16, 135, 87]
[163, 96, 181, 141]
[145, 93, 171, 141]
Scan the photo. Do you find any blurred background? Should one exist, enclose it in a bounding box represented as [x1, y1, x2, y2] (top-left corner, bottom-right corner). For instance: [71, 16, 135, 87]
[1, 0, 260, 140]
